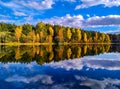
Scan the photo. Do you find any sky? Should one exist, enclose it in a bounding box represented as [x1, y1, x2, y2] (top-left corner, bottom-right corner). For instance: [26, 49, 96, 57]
[0, 0, 120, 33]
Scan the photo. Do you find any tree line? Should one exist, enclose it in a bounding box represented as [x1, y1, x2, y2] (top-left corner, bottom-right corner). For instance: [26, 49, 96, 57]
[0, 22, 116, 43]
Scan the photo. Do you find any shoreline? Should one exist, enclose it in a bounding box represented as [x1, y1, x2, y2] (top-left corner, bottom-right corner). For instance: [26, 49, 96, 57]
[0, 42, 118, 46]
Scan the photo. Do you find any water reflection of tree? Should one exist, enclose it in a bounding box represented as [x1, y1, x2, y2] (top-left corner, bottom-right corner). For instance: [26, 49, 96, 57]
[0, 44, 119, 65]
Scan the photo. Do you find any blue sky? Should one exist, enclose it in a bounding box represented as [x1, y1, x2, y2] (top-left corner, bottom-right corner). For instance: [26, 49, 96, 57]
[0, 0, 120, 33]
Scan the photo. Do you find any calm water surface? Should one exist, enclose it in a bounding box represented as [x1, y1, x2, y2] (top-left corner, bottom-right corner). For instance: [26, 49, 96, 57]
[0, 44, 119, 89]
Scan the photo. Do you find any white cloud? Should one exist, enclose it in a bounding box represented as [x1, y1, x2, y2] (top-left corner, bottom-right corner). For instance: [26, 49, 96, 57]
[5, 74, 54, 84]
[42, 14, 84, 27]
[14, 11, 27, 16]
[20, 0, 54, 10]
[0, 19, 16, 23]
[75, 0, 120, 9]
[0, 0, 54, 10]
[84, 15, 120, 27]
[0, 14, 10, 18]
[104, 29, 120, 34]
[42, 14, 120, 28]
[75, 75, 120, 89]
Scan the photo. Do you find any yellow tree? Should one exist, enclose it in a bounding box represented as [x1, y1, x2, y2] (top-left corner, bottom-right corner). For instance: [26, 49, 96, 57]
[36, 34, 40, 42]
[67, 28, 72, 40]
[83, 32, 87, 42]
[49, 27, 54, 36]
[46, 35, 53, 43]
[101, 33, 105, 42]
[57, 28, 64, 43]
[105, 34, 111, 43]
[76, 28, 82, 41]
[32, 30, 36, 43]
[27, 30, 36, 43]
[71, 28, 75, 42]
[15, 26, 22, 42]
[94, 32, 98, 42]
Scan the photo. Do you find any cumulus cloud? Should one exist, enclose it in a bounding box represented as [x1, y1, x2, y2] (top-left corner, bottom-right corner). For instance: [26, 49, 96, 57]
[75, 0, 120, 9]
[5, 74, 53, 84]
[20, 0, 54, 10]
[42, 14, 120, 28]
[75, 75, 120, 89]
[84, 15, 120, 27]
[0, 0, 54, 10]
[42, 14, 84, 27]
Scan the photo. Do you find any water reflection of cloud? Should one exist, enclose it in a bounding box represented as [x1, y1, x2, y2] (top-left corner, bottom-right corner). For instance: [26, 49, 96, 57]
[45, 53, 120, 71]
[75, 75, 120, 89]
[5, 74, 53, 85]
[82, 53, 120, 61]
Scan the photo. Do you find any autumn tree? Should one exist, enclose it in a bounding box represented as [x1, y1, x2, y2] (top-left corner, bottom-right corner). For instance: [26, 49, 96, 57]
[26, 30, 36, 42]
[94, 32, 98, 42]
[46, 26, 54, 43]
[55, 27, 64, 43]
[46, 35, 53, 43]
[36, 22, 46, 42]
[76, 28, 82, 42]
[36, 34, 40, 42]
[101, 33, 105, 42]
[48, 27, 54, 36]
[36, 22, 46, 33]
[0, 32, 10, 43]
[15, 26, 22, 42]
[83, 32, 87, 42]
[67, 28, 72, 41]
[71, 28, 76, 42]
[105, 34, 111, 43]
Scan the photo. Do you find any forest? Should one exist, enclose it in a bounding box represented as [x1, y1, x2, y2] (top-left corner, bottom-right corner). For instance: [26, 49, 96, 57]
[0, 22, 119, 44]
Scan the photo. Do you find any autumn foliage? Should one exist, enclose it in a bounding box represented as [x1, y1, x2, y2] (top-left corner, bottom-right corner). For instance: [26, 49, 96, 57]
[0, 22, 115, 43]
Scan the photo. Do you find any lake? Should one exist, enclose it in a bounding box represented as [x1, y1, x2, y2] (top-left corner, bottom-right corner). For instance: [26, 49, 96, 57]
[0, 44, 119, 89]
